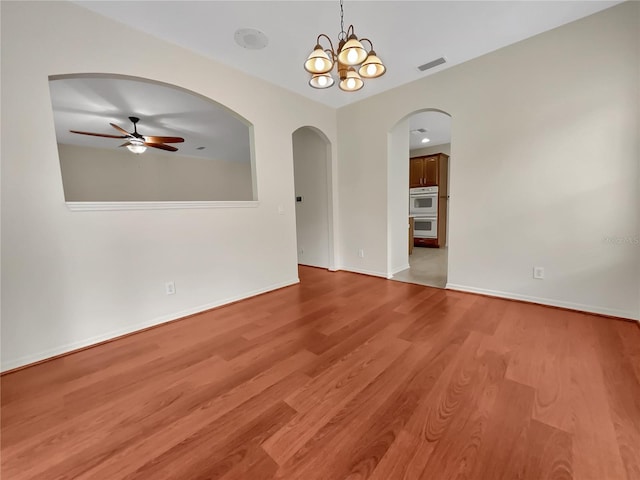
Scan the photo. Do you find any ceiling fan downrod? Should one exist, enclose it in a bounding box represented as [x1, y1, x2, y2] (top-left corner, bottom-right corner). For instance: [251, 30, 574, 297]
[129, 116, 141, 138]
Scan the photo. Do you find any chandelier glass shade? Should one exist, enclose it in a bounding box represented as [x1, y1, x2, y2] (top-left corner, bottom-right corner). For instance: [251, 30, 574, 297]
[359, 51, 386, 78]
[304, 0, 385, 92]
[309, 73, 335, 89]
[339, 67, 364, 92]
[337, 36, 368, 66]
[304, 47, 333, 75]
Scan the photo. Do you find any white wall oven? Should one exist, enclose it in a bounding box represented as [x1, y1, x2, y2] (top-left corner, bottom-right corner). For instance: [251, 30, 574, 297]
[410, 186, 438, 216]
[413, 216, 438, 239]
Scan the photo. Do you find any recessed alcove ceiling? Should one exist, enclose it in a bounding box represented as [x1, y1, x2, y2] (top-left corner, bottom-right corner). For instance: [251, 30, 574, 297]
[75, 0, 620, 109]
[409, 112, 451, 150]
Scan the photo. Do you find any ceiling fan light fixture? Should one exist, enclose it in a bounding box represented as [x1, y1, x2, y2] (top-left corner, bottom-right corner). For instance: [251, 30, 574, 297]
[127, 139, 147, 154]
[304, 46, 333, 74]
[309, 73, 335, 89]
[359, 51, 386, 78]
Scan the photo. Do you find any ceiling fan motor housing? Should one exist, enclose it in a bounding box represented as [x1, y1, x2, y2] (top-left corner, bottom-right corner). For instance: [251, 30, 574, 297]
[128, 116, 143, 138]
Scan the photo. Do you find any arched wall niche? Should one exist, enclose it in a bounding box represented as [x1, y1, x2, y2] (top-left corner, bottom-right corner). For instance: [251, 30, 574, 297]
[48, 73, 258, 208]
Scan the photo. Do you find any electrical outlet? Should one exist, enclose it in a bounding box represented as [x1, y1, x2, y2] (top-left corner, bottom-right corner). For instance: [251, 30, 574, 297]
[358, 248, 365, 258]
[533, 267, 544, 279]
[277, 205, 284, 215]
[165, 281, 176, 295]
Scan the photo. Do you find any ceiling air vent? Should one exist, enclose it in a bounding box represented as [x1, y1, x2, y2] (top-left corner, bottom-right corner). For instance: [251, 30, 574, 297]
[410, 128, 428, 135]
[417, 57, 447, 72]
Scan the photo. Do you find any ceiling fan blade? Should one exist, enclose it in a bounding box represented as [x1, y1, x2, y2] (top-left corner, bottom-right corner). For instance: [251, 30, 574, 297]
[70, 130, 128, 139]
[143, 135, 185, 144]
[110, 123, 131, 136]
[144, 142, 178, 152]
[119, 142, 132, 147]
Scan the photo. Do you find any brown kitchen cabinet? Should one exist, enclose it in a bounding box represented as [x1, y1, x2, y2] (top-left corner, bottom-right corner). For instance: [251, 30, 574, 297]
[409, 158, 424, 188]
[424, 156, 438, 186]
[409, 153, 448, 188]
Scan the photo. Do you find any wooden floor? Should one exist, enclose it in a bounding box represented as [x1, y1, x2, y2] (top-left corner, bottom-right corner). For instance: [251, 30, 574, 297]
[2, 267, 639, 480]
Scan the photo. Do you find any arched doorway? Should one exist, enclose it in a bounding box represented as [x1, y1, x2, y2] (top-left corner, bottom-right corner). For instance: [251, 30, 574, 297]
[387, 109, 452, 287]
[292, 126, 333, 269]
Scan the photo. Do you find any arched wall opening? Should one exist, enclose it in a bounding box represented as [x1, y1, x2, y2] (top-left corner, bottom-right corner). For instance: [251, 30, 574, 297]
[292, 126, 334, 270]
[48, 73, 257, 203]
[387, 108, 453, 286]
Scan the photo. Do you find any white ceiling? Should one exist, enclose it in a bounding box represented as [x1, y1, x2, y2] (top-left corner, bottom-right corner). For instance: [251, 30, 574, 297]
[49, 75, 251, 161]
[409, 111, 451, 150]
[75, 1, 620, 109]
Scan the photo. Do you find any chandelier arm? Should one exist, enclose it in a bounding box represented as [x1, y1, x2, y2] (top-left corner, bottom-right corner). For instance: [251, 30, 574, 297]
[346, 24, 355, 38]
[360, 38, 374, 51]
[317, 33, 336, 56]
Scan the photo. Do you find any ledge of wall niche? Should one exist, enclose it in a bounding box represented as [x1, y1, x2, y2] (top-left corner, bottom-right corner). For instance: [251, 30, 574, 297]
[66, 201, 260, 211]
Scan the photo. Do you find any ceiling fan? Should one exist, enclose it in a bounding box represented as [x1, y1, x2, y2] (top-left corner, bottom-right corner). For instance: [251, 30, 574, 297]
[69, 116, 184, 154]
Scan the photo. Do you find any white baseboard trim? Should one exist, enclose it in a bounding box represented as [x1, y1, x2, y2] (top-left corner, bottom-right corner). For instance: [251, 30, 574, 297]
[445, 283, 639, 321]
[1, 278, 300, 372]
[387, 264, 411, 279]
[337, 266, 389, 278]
[298, 261, 330, 269]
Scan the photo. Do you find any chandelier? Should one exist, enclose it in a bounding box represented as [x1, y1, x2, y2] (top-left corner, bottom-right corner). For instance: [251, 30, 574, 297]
[304, 0, 386, 92]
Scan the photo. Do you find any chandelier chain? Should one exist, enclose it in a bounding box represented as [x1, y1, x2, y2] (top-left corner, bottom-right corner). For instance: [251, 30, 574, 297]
[339, 0, 346, 41]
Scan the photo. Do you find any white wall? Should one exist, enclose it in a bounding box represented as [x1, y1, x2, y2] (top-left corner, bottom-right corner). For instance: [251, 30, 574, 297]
[387, 119, 410, 277]
[338, 2, 639, 319]
[410, 143, 451, 157]
[0, 1, 338, 371]
[59, 144, 253, 201]
[293, 127, 330, 269]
